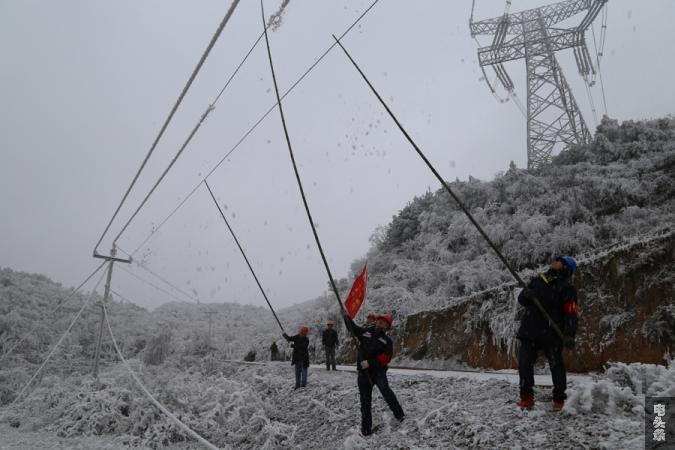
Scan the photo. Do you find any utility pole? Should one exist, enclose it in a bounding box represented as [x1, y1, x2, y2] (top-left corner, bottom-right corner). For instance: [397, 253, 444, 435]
[471, 0, 607, 169]
[92, 244, 131, 378]
[205, 310, 217, 348]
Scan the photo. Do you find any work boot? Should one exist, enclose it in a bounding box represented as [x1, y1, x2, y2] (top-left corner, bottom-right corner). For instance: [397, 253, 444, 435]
[361, 427, 372, 437]
[553, 400, 564, 410]
[517, 393, 534, 409]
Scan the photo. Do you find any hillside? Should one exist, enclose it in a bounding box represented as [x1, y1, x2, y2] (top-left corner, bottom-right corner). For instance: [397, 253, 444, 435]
[362, 116, 674, 318]
[2, 117, 673, 373]
[257, 116, 675, 371]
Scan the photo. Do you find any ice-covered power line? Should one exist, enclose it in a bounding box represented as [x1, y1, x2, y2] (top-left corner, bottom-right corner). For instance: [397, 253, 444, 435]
[103, 304, 224, 450]
[260, 0, 349, 320]
[117, 246, 199, 303]
[93, 0, 241, 257]
[117, 264, 197, 304]
[591, 9, 609, 116]
[11, 266, 108, 405]
[126, 0, 381, 258]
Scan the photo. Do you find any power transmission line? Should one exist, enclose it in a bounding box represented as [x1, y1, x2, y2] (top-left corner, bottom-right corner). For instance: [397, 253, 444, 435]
[103, 304, 220, 450]
[93, 0, 242, 256]
[116, 264, 197, 304]
[117, 246, 199, 303]
[126, 0, 381, 258]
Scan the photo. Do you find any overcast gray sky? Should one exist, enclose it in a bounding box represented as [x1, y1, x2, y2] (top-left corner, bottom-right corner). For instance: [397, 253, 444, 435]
[1, 0, 674, 310]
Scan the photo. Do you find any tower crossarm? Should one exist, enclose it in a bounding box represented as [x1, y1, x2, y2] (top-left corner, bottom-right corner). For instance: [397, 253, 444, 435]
[470, 0, 591, 36]
[478, 28, 578, 66]
[577, 0, 607, 31]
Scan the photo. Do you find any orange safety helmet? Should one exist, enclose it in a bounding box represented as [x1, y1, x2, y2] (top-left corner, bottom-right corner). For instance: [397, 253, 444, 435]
[378, 314, 393, 328]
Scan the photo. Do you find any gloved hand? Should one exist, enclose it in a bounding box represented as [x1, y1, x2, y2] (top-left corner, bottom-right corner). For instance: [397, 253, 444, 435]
[563, 336, 575, 349]
[282, 333, 290, 340]
[360, 360, 370, 369]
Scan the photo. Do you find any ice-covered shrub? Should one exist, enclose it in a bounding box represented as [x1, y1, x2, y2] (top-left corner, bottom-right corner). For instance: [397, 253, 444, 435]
[565, 361, 675, 416]
[142, 332, 171, 366]
[357, 116, 675, 318]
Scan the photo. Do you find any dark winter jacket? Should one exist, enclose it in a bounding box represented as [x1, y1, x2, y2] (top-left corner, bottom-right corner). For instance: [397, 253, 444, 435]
[517, 270, 579, 343]
[322, 328, 339, 348]
[343, 316, 393, 372]
[283, 333, 310, 367]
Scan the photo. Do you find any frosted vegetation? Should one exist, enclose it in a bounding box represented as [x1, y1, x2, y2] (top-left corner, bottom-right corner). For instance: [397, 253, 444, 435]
[362, 116, 674, 318]
[1, 116, 674, 447]
[2, 117, 672, 369]
[1, 357, 673, 449]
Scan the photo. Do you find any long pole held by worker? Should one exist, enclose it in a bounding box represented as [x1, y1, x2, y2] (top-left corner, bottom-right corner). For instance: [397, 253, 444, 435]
[260, 1, 356, 337]
[331, 35, 588, 371]
[203, 180, 285, 334]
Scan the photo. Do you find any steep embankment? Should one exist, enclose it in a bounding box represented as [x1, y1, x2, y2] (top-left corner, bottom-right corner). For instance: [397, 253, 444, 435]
[394, 229, 674, 371]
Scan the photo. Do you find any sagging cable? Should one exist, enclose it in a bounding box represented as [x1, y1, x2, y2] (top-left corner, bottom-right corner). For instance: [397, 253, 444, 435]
[203, 180, 285, 333]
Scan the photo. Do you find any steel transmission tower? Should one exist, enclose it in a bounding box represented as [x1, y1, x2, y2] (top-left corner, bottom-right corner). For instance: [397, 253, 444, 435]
[471, 0, 607, 169]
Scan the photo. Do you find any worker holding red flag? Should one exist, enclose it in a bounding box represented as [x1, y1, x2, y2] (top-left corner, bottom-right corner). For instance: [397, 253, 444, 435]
[342, 311, 404, 436]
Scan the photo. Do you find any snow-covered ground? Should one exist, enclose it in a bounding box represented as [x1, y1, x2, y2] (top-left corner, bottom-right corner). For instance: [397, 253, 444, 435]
[4, 359, 669, 449]
[312, 363, 592, 386]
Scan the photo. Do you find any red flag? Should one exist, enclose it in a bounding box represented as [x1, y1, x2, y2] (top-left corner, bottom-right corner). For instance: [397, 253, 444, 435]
[344, 265, 368, 319]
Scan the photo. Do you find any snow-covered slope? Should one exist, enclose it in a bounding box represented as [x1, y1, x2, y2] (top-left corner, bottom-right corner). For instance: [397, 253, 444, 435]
[1, 357, 673, 449]
[360, 116, 675, 319]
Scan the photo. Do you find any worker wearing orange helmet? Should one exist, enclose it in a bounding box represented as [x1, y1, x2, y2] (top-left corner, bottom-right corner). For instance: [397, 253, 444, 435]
[283, 326, 310, 389]
[322, 319, 339, 371]
[343, 311, 404, 436]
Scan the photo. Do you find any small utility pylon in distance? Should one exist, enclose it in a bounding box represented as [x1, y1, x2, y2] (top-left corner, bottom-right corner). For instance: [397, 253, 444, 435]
[92, 244, 132, 379]
[471, 0, 608, 169]
[205, 310, 218, 348]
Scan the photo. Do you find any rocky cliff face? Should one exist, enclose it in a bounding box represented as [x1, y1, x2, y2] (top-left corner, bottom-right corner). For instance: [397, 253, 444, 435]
[389, 230, 674, 372]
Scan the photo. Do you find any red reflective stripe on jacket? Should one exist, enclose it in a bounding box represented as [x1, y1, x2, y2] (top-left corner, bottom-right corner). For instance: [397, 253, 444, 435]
[563, 300, 579, 316]
[376, 353, 391, 366]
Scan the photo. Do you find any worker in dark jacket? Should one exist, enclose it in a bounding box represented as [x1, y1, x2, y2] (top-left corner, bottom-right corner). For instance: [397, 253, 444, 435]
[517, 256, 579, 410]
[322, 320, 339, 370]
[343, 311, 404, 436]
[270, 341, 279, 361]
[283, 326, 310, 389]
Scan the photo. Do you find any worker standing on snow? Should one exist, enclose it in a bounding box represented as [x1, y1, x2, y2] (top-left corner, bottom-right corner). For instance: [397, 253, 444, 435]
[283, 326, 310, 389]
[322, 319, 339, 371]
[343, 311, 404, 436]
[270, 341, 279, 361]
[516, 256, 579, 410]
